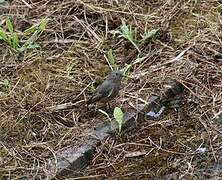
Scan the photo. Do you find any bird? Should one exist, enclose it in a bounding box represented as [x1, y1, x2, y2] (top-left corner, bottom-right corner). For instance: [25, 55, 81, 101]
[87, 70, 123, 109]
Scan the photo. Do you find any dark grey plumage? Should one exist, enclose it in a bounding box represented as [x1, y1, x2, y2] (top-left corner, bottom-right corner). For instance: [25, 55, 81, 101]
[87, 70, 123, 107]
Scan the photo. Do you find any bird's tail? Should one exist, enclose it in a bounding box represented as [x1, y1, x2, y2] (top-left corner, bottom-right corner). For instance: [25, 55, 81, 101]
[86, 94, 102, 109]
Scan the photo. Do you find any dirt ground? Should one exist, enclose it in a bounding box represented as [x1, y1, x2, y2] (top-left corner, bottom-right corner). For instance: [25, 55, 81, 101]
[0, 0, 222, 179]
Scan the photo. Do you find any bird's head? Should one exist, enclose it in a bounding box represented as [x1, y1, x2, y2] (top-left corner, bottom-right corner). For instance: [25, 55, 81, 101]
[106, 70, 124, 82]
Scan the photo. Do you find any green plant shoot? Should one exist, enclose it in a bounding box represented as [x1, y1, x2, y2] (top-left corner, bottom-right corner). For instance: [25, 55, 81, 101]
[141, 28, 159, 43]
[19, 18, 48, 52]
[113, 107, 124, 132]
[107, 49, 117, 70]
[113, 19, 140, 53]
[0, 17, 48, 53]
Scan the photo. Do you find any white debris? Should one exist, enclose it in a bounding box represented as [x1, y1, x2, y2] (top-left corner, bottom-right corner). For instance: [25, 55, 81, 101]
[125, 151, 147, 158]
[196, 147, 207, 154]
[146, 106, 166, 118]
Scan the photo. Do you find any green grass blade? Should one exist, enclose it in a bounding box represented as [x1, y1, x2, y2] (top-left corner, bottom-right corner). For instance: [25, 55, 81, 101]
[19, 31, 38, 52]
[5, 17, 14, 34]
[0, 27, 9, 41]
[19, 18, 48, 52]
[38, 18, 48, 32]
[11, 32, 20, 49]
[23, 18, 48, 36]
[0, 27, 12, 46]
[4, 17, 20, 50]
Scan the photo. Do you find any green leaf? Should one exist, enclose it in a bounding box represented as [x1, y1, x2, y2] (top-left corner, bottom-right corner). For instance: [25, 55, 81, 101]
[11, 32, 20, 49]
[19, 31, 38, 52]
[0, 0, 5, 4]
[2, 79, 10, 86]
[141, 28, 159, 42]
[121, 64, 131, 78]
[107, 49, 117, 69]
[1, 17, 20, 50]
[107, 49, 116, 69]
[98, 109, 112, 122]
[23, 26, 38, 36]
[27, 43, 40, 49]
[114, 19, 140, 53]
[113, 107, 124, 132]
[38, 18, 48, 32]
[0, 79, 10, 95]
[5, 17, 14, 34]
[0, 27, 9, 42]
[23, 18, 48, 36]
[20, 18, 48, 52]
[0, 17, 47, 52]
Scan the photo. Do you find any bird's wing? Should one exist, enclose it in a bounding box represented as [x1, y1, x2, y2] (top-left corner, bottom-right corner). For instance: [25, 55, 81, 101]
[87, 81, 114, 104]
[96, 81, 114, 97]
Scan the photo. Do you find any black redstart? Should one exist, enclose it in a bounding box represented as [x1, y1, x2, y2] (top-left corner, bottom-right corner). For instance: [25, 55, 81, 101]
[87, 70, 123, 108]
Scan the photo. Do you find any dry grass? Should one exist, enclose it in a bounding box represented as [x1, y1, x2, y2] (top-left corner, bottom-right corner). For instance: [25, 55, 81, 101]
[0, 0, 222, 179]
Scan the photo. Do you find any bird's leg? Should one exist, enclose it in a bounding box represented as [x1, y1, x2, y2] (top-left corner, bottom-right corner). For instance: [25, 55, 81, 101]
[105, 102, 112, 114]
[108, 102, 111, 110]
